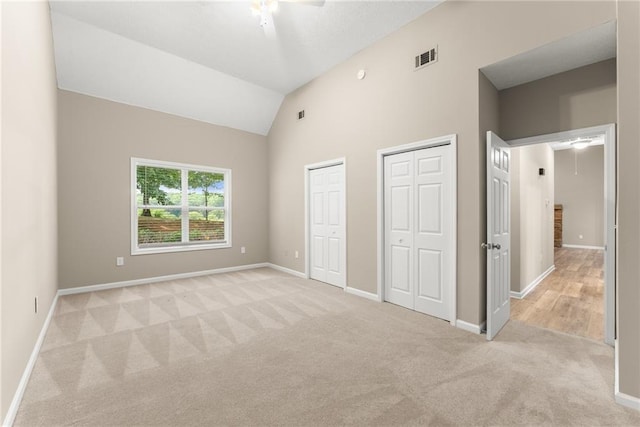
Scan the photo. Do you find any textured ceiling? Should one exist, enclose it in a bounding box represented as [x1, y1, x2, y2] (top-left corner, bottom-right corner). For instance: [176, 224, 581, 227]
[49, 0, 443, 135]
[482, 20, 616, 91]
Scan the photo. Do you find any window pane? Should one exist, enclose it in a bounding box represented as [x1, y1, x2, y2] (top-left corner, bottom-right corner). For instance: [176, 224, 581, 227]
[138, 209, 182, 246]
[137, 165, 181, 207]
[189, 209, 225, 242]
[188, 171, 225, 208]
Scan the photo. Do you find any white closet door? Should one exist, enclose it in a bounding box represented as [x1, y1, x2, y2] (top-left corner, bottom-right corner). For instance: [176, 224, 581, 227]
[413, 145, 451, 320]
[384, 145, 452, 321]
[384, 152, 415, 309]
[309, 164, 345, 287]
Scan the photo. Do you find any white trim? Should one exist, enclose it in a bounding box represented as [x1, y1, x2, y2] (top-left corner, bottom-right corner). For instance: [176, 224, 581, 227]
[603, 123, 616, 347]
[455, 319, 485, 335]
[267, 263, 306, 279]
[510, 265, 555, 299]
[377, 134, 457, 324]
[562, 244, 605, 250]
[616, 392, 640, 412]
[304, 158, 347, 288]
[615, 340, 640, 411]
[3, 293, 58, 427]
[506, 123, 616, 346]
[345, 286, 381, 302]
[130, 157, 232, 256]
[58, 263, 269, 296]
[304, 157, 346, 171]
[270, 263, 381, 302]
[507, 124, 614, 147]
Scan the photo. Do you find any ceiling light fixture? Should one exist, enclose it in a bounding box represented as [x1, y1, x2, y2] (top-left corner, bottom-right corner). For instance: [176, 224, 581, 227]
[571, 139, 592, 150]
[252, 0, 278, 27]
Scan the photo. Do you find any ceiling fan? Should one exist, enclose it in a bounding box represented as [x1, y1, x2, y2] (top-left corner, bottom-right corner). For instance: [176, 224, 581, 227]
[251, 0, 325, 29]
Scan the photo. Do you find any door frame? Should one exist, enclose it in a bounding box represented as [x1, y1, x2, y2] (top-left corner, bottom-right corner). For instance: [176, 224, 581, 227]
[507, 123, 616, 346]
[304, 157, 347, 289]
[376, 134, 457, 324]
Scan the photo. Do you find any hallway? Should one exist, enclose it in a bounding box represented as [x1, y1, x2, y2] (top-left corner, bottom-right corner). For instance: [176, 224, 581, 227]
[511, 247, 604, 341]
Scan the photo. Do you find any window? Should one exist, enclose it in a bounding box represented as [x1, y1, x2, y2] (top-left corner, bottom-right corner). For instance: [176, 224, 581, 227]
[131, 158, 231, 254]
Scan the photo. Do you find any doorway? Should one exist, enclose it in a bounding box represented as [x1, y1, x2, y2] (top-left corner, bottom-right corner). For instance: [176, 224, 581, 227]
[486, 124, 616, 345]
[305, 158, 346, 288]
[377, 134, 457, 323]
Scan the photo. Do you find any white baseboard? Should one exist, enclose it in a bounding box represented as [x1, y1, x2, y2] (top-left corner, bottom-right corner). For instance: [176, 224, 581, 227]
[455, 319, 484, 335]
[510, 265, 555, 300]
[267, 264, 382, 303]
[3, 293, 59, 427]
[58, 263, 270, 296]
[266, 263, 306, 279]
[345, 286, 380, 302]
[562, 244, 605, 250]
[615, 391, 640, 411]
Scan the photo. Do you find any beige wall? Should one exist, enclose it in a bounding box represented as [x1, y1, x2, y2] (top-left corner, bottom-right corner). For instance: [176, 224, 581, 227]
[554, 146, 604, 247]
[57, 90, 269, 288]
[3, 0, 638, 410]
[499, 59, 617, 140]
[268, 1, 615, 326]
[511, 144, 555, 293]
[1, 1, 58, 419]
[616, 0, 640, 401]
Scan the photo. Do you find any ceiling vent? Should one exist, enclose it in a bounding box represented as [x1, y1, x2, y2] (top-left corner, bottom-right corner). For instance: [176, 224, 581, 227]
[298, 110, 305, 120]
[415, 46, 438, 70]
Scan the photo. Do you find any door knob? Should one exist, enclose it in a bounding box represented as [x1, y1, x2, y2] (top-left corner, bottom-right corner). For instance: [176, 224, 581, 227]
[399, 239, 404, 243]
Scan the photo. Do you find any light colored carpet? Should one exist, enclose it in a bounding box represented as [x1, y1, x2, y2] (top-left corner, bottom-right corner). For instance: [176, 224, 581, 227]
[14, 268, 640, 426]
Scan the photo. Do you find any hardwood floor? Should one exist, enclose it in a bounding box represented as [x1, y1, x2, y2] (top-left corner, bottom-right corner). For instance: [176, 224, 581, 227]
[511, 247, 604, 341]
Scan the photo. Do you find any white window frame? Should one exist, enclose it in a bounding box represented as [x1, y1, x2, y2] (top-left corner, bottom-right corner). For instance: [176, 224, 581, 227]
[131, 157, 232, 255]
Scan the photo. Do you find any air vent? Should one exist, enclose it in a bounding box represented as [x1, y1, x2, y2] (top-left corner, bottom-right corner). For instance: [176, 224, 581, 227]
[298, 110, 305, 120]
[415, 46, 438, 70]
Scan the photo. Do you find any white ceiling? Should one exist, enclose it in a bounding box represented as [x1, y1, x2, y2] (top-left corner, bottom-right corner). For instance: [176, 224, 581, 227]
[50, 2, 618, 135]
[49, 0, 443, 135]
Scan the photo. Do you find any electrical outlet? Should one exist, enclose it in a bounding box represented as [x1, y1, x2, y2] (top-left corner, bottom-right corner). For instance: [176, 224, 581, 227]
[34, 296, 38, 314]
[295, 250, 299, 259]
[241, 246, 246, 254]
[116, 257, 124, 266]
[579, 235, 584, 240]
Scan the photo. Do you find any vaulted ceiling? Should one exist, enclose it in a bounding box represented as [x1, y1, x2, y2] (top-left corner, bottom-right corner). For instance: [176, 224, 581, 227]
[49, 1, 444, 135]
[49, 1, 617, 136]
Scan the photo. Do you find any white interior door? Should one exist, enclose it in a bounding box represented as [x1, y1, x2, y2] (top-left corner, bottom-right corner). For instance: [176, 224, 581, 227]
[414, 146, 452, 319]
[309, 164, 345, 287]
[384, 145, 452, 321]
[486, 131, 511, 340]
[384, 151, 415, 309]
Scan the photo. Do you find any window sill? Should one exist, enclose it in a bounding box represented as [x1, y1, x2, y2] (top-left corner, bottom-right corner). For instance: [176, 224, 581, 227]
[132, 241, 231, 255]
